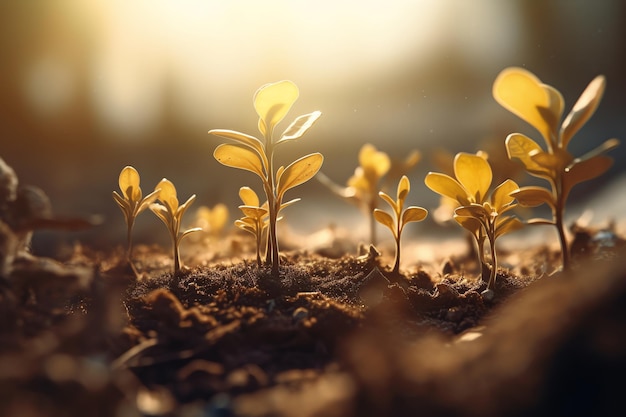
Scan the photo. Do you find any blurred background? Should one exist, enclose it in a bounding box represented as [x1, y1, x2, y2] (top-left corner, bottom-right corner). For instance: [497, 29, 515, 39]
[0, 0, 624, 252]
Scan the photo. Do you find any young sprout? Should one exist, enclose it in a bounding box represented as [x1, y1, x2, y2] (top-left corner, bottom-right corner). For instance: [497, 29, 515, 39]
[112, 166, 160, 260]
[235, 186, 268, 268]
[194, 203, 229, 236]
[374, 175, 427, 276]
[209, 80, 323, 277]
[493, 67, 619, 270]
[150, 178, 202, 275]
[425, 152, 523, 291]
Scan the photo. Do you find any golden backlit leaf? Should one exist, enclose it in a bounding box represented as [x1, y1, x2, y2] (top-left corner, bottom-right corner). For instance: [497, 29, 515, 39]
[455, 204, 487, 220]
[373, 209, 395, 236]
[214, 144, 266, 179]
[424, 173, 470, 206]
[177, 194, 196, 218]
[276, 153, 323, 199]
[235, 219, 256, 234]
[535, 84, 564, 145]
[278, 111, 322, 143]
[150, 203, 169, 227]
[254, 80, 299, 137]
[563, 155, 613, 199]
[495, 216, 523, 238]
[511, 186, 555, 208]
[378, 191, 397, 213]
[530, 148, 570, 172]
[493, 67, 552, 141]
[527, 218, 555, 226]
[561, 75, 606, 148]
[505, 133, 552, 178]
[119, 166, 141, 201]
[156, 178, 179, 212]
[239, 186, 260, 207]
[454, 153, 492, 203]
[397, 175, 410, 202]
[208, 129, 266, 162]
[239, 206, 267, 219]
[359, 144, 390, 179]
[402, 206, 428, 224]
[490, 179, 518, 212]
[454, 215, 482, 237]
[279, 198, 301, 211]
[179, 227, 203, 241]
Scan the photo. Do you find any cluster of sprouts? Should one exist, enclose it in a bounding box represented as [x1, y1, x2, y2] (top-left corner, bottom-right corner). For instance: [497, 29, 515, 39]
[112, 68, 618, 295]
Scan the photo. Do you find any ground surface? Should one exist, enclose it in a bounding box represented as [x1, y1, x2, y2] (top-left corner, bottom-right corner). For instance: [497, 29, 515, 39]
[1, 224, 625, 417]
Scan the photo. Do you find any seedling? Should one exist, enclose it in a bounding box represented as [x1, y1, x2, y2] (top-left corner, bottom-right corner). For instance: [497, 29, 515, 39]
[493, 67, 619, 269]
[194, 203, 229, 236]
[374, 175, 427, 275]
[150, 178, 202, 275]
[235, 186, 268, 268]
[425, 152, 523, 290]
[112, 166, 160, 260]
[209, 80, 323, 277]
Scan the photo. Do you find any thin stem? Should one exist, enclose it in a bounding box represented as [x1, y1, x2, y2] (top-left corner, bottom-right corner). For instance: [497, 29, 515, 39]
[392, 235, 401, 275]
[369, 199, 377, 246]
[486, 229, 497, 291]
[553, 175, 569, 270]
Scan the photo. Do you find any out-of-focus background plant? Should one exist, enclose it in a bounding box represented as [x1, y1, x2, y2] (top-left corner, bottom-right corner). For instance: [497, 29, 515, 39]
[1, 0, 624, 252]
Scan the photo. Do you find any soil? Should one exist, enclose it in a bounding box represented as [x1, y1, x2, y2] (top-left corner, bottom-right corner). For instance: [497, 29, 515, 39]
[1, 223, 626, 417]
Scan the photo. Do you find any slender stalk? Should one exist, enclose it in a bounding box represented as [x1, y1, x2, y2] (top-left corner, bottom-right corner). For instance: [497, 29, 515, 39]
[487, 235, 497, 291]
[392, 234, 401, 275]
[553, 175, 569, 270]
[369, 199, 377, 246]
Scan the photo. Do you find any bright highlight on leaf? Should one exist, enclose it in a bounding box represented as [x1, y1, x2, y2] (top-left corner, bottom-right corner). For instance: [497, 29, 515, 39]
[374, 175, 427, 276]
[494, 67, 619, 270]
[112, 165, 160, 261]
[150, 178, 201, 275]
[209, 80, 322, 276]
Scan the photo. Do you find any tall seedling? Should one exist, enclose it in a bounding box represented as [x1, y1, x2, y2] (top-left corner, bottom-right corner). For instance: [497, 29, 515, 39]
[493, 67, 619, 269]
[209, 81, 323, 277]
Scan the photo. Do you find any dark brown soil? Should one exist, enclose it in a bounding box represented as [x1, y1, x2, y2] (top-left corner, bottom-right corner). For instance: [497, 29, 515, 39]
[1, 225, 625, 417]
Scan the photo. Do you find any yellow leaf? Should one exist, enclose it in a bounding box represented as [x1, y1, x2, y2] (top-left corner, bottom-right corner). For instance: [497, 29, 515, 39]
[177, 194, 196, 218]
[279, 198, 301, 211]
[493, 67, 552, 142]
[373, 209, 395, 236]
[424, 172, 471, 206]
[561, 75, 606, 148]
[359, 144, 390, 179]
[490, 179, 518, 212]
[495, 216, 523, 238]
[454, 153, 492, 203]
[276, 153, 323, 200]
[397, 175, 410, 203]
[214, 144, 266, 179]
[156, 178, 179, 212]
[239, 186, 260, 207]
[455, 204, 487, 220]
[239, 206, 267, 219]
[378, 191, 397, 213]
[505, 133, 552, 178]
[402, 206, 428, 224]
[454, 215, 482, 237]
[254, 80, 299, 137]
[279, 111, 322, 144]
[208, 129, 266, 162]
[563, 155, 613, 200]
[119, 166, 141, 201]
[511, 186, 555, 208]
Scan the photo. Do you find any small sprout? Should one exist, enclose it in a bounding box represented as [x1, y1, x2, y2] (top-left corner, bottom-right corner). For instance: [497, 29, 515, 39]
[374, 175, 427, 275]
[112, 166, 160, 260]
[494, 67, 619, 269]
[194, 203, 229, 236]
[235, 186, 268, 268]
[150, 178, 202, 275]
[209, 80, 323, 277]
[426, 152, 523, 289]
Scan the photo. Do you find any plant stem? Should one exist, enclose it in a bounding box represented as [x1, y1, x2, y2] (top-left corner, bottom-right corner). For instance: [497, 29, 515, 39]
[392, 235, 401, 275]
[487, 233, 497, 291]
[173, 238, 181, 275]
[554, 176, 569, 270]
[369, 199, 377, 246]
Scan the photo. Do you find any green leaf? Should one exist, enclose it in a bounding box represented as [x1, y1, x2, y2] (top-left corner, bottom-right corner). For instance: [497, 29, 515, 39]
[561, 75, 606, 148]
[402, 206, 428, 224]
[214, 144, 266, 179]
[276, 153, 323, 200]
[373, 209, 395, 236]
[454, 153, 492, 203]
[278, 111, 322, 144]
[254, 80, 299, 137]
[424, 172, 471, 206]
[510, 186, 555, 208]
